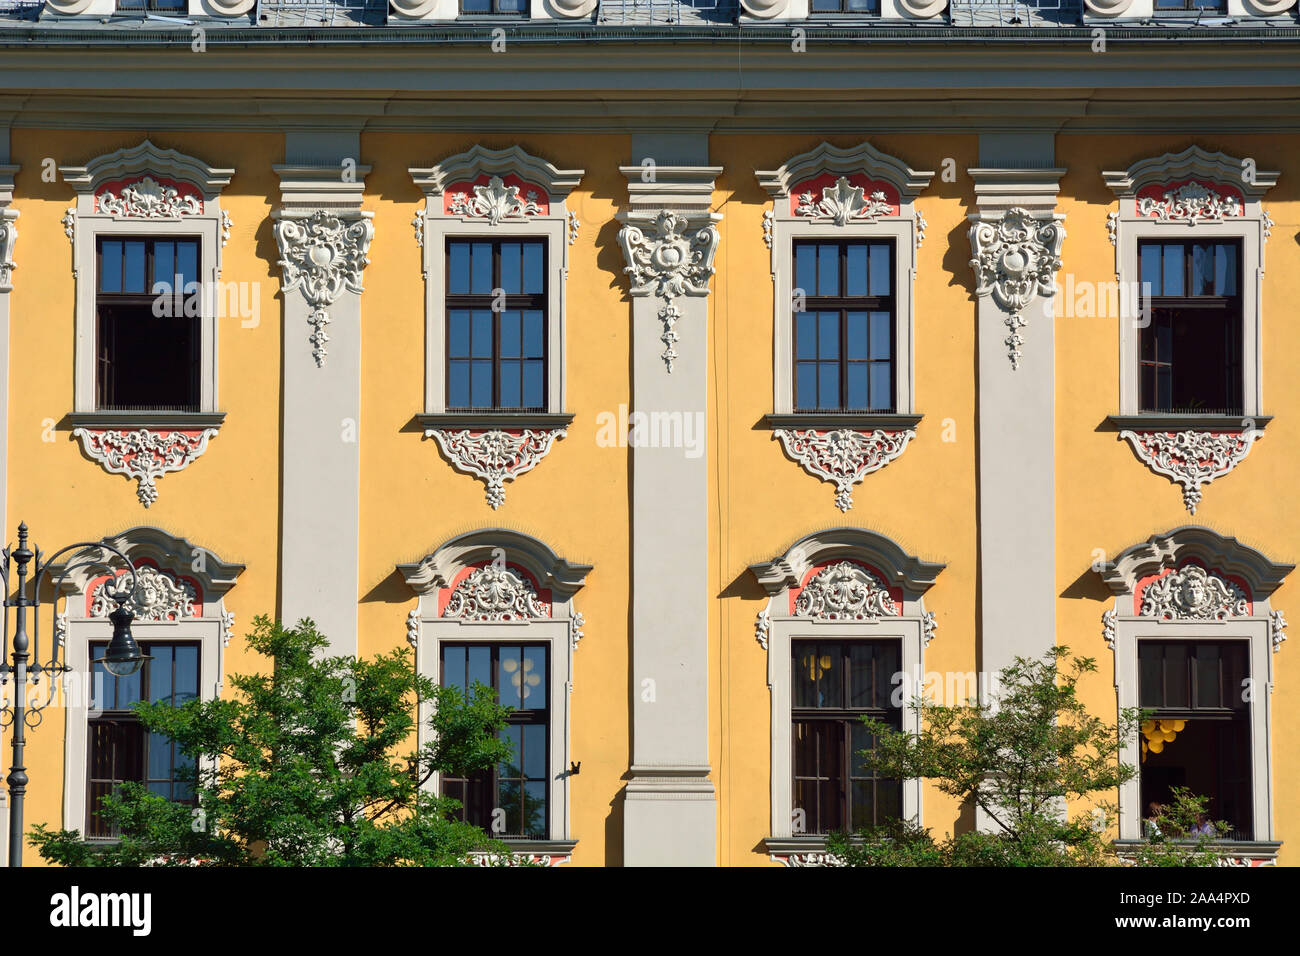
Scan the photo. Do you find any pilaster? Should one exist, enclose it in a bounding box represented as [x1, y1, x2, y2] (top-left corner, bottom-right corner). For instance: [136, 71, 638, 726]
[618, 136, 721, 866]
[273, 132, 372, 657]
[967, 136, 1065, 685]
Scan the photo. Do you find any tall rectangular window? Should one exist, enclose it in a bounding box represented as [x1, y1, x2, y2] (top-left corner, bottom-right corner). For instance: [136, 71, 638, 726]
[793, 239, 894, 413]
[1138, 239, 1242, 416]
[86, 641, 200, 838]
[96, 236, 201, 412]
[439, 643, 549, 839]
[791, 639, 901, 834]
[445, 239, 547, 412]
[1138, 639, 1252, 839]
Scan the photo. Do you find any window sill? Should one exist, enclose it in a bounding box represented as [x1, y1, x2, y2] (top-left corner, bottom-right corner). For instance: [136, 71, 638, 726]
[763, 412, 922, 431]
[418, 412, 575, 430]
[1112, 838, 1280, 863]
[67, 411, 227, 430]
[1106, 414, 1270, 432]
[470, 839, 577, 865]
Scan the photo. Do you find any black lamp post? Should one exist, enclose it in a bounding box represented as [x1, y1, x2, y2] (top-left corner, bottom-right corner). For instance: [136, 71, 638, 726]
[0, 522, 143, 867]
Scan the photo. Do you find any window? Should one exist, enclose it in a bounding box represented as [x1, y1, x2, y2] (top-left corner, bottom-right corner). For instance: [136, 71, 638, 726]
[439, 643, 549, 839]
[792, 639, 902, 833]
[810, 0, 880, 10]
[793, 239, 894, 413]
[1153, 0, 1225, 9]
[1138, 240, 1242, 416]
[116, 0, 186, 10]
[459, 0, 526, 11]
[1138, 640, 1252, 839]
[96, 236, 201, 413]
[445, 238, 547, 412]
[86, 641, 200, 838]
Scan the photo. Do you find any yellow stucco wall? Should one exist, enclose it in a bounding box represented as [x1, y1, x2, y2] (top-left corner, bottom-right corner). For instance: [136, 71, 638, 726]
[2, 128, 1295, 866]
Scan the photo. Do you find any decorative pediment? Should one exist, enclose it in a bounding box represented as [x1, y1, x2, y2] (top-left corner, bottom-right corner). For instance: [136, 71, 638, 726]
[60, 139, 233, 205]
[1097, 526, 1293, 605]
[757, 141, 933, 209]
[750, 527, 944, 603]
[410, 145, 583, 215]
[398, 529, 591, 602]
[45, 526, 244, 613]
[1103, 145, 1278, 207]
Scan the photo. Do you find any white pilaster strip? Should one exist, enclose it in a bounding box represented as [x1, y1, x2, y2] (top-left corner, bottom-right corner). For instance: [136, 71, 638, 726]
[967, 146, 1066, 683]
[273, 134, 372, 657]
[618, 153, 721, 867]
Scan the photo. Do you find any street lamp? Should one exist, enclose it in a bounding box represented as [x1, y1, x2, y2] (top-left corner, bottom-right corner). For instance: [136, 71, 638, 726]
[0, 522, 142, 867]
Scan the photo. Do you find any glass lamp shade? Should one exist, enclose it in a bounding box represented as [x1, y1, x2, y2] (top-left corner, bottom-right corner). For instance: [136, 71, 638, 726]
[93, 603, 151, 678]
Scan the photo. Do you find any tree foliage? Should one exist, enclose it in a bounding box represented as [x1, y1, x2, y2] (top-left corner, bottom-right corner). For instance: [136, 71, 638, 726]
[30, 615, 516, 866]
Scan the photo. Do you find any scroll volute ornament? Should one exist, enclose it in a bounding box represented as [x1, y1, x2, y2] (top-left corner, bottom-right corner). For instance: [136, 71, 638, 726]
[969, 206, 1065, 370]
[740, 0, 790, 16]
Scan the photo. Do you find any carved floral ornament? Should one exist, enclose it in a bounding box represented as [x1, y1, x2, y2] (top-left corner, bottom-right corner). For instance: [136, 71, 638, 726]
[795, 562, 898, 622]
[1119, 429, 1258, 514]
[442, 564, 551, 622]
[1136, 181, 1242, 226]
[968, 207, 1066, 370]
[773, 427, 915, 512]
[426, 427, 566, 509]
[794, 176, 894, 226]
[618, 210, 720, 373]
[448, 176, 544, 225]
[97, 176, 202, 219]
[72, 427, 219, 508]
[89, 565, 198, 622]
[0, 215, 15, 291]
[273, 210, 374, 368]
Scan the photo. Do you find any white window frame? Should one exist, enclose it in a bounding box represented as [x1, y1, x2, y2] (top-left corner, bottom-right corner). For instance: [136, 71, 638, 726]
[749, 528, 944, 843]
[409, 146, 583, 418]
[59, 140, 234, 419]
[757, 141, 933, 417]
[398, 529, 591, 849]
[1098, 526, 1291, 845]
[1103, 145, 1278, 420]
[47, 527, 243, 834]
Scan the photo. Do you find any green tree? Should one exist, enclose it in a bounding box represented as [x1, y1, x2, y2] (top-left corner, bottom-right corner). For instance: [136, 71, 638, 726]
[1128, 786, 1232, 867]
[30, 615, 516, 866]
[829, 646, 1143, 866]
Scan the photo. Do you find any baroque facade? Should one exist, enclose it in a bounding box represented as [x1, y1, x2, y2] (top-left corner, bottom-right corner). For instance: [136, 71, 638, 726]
[0, 0, 1298, 867]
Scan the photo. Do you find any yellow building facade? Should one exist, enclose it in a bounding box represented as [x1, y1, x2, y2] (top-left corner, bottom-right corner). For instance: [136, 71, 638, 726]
[0, 5, 1298, 867]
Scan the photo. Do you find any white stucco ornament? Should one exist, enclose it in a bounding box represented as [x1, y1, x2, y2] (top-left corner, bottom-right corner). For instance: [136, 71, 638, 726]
[1119, 429, 1257, 514]
[774, 427, 915, 512]
[427, 427, 566, 509]
[795, 561, 897, 621]
[72, 427, 220, 507]
[969, 207, 1065, 370]
[274, 210, 374, 368]
[1139, 565, 1249, 622]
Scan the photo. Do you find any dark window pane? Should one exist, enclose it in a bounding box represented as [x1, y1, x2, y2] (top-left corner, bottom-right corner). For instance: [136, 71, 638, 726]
[448, 361, 470, 407]
[448, 241, 471, 294]
[470, 241, 492, 294]
[500, 360, 521, 407]
[467, 644, 491, 693]
[1192, 243, 1214, 297]
[523, 361, 544, 408]
[795, 363, 817, 410]
[817, 244, 838, 296]
[448, 309, 470, 357]
[796, 311, 816, 360]
[1195, 643, 1222, 709]
[870, 363, 892, 411]
[500, 241, 522, 294]
[846, 364, 868, 410]
[1140, 243, 1162, 297]
[442, 645, 467, 693]
[1162, 244, 1184, 297]
[150, 645, 173, 704]
[522, 241, 544, 294]
[1216, 243, 1237, 296]
[523, 310, 544, 357]
[174, 645, 199, 701]
[500, 310, 521, 357]
[499, 645, 523, 709]
[123, 241, 147, 293]
[817, 312, 839, 359]
[795, 243, 816, 295]
[177, 240, 198, 290]
[470, 361, 492, 407]
[471, 310, 493, 358]
[154, 241, 175, 292]
[101, 240, 123, 293]
[846, 311, 868, 359]
[846, 243, 868, 297]
[869, 310, 891, 360]
[817, 365, 839, 410]
[869, 242, 891, 296]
